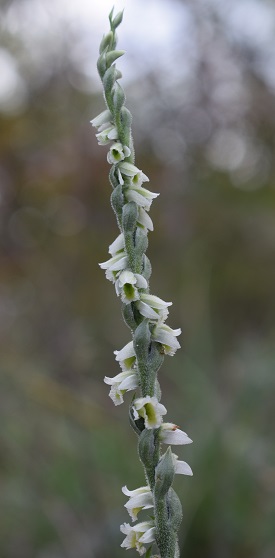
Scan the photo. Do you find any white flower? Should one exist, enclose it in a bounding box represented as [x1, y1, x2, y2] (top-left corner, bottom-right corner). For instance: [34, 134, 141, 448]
[132, 396, 167, 429]
[108, 232, 125, 256]
[136, 293, 172, 322]
[99, 251, 127, 282]
[114, 340, 136, 371]
[115, 270, 148, 304]
[96, 125, 118, 145]
[120, 520, 155, 555]
[122, 485, 154, 522]
[151, 323, 181, 356]
[90, 109, 112, 129]
[104, 370, 138, 406]
[107, 142, 131, 164]
[137, 207, 154, 231]
[117, 161, 149, 186]
[160, 423, 193, 445]
[126, 184, 159, 211]
[172, 453, 193, 476]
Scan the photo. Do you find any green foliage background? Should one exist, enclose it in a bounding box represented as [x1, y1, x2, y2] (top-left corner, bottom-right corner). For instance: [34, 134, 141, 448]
[0, 1, 274, 557]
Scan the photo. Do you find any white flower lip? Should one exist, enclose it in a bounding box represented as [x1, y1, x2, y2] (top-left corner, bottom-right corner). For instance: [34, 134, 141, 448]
[115, 271, 148, 304]
[99, 252, 127, 271]
[137, 207, 154, 231]
[132, 395, 167, 429]
[152, 324, 181, 356]
[114, 340, 136, 363]
[104, 370, 138, 406]
[90, 109, 112, 128]
[96, 125, 118, 145]
[160, 423, 193, 445]
[108, 233, 125, 255]
[136, 294, 172, 322]
[119, 161, 149, 180]
[126, 186, 159, 211]
[120, 520, 155, 554]
[173, 453, 193, 476]
[122, 485, 154, 522]
[107, 142, 131, 164]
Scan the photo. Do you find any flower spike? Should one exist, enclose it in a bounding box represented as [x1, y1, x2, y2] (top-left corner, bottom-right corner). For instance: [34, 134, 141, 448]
[93, 10, 193, 557]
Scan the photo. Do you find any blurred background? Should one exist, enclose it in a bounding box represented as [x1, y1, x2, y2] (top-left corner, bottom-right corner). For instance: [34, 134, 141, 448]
[1, 0, 275, 556]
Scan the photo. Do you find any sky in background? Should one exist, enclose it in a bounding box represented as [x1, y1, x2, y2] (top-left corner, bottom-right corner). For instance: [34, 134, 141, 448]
[1, 0, 275, 113]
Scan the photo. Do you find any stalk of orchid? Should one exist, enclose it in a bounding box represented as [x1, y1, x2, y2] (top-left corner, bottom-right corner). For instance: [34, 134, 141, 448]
[92, 9, 193, 558]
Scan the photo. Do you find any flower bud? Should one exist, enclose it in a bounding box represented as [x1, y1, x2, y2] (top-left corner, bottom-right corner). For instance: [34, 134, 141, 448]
[99, 31, 114, 54]
[112, 10, 124, 29]
[106, 50, 125, 67]
[113, 82, 126, 115]
[97, 53, 107, 79]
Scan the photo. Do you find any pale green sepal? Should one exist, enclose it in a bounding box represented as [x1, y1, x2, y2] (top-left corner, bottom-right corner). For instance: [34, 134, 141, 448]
[106, 50, 125, 66]
[138, 428, 160, 488]
[122, 303, 138, 331]
[113, 82, 126, 115]
[142, 255, 152, 281]
[103, 66, 122, 110]
[133, 319, 151, 374]
[122, 201, 138, 233]
[118, 106, 132, 152]
[99, 31, 113, 54]
[108, 7, 115, 26]
[109, 166, 118, 189]
[154, 447, 175, 501]
[102, 64, 117, 89]
[135, 227, 148, 259]
[97, 53, 107, 79]
[167, 488, 183, 533]
[111, 185, 124, 227]
[148, 342, 164, 377]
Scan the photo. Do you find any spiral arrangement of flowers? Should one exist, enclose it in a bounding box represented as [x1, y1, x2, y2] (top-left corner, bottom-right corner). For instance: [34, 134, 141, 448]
[92, 9, 193, 558]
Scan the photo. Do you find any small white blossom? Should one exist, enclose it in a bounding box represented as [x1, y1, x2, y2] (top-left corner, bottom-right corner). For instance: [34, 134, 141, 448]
[137, 207, 154, 231]
[115, 270, 148, 304]
[126, 184, 159, 211]
[120, 520, 155, 555]
[136, 293, 172, 322]
[104, 370, 138, 406]
[99, 251, 128, 282]
[172, 453, 193, 476]
[114, 340, 136, 371]
[152, 323, 181, 356]
[108, 233, 125, 256]
[122, 485, 154, 521]
[117, 161, 149, 186]
[96, 125, 118, 145]
[160, 423, 193, 445]
[90, 109, 112, 129]
[107, 142, 131, 164]
[132, 396, 167, 429]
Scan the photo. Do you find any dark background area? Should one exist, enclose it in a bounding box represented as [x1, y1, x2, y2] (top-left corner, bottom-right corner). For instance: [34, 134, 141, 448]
[0, 0, 275, 557]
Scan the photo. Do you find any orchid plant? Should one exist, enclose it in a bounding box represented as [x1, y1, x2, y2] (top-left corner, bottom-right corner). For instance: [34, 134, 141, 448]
[92, 9, 193, 558]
